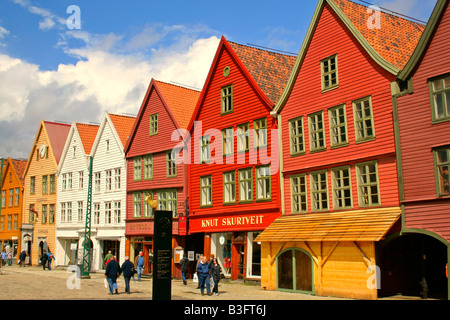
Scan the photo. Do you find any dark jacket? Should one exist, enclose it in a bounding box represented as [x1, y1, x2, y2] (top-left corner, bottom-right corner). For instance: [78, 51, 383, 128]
[211, 264, 222, 279]
[196, 261, 210, 275]
[120, 260, 135, 278]
[40, 254, 48, 264]
[105, 259, 121, 280]
[180, 257, 190, 273]
[19, 251, 26, 260]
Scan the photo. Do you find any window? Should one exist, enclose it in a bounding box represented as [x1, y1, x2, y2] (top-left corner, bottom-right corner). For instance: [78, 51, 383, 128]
[67, 202, 72, 222]
[239, 168, 253, 203]
[30, 176, 35, 194]
[61, 202, 66, 222]
[8, 189, 13, 207]
[62, 173, 67, 190]
[114, 168, 121, 189]
[434, 147, 450, 197]
[291, 174, 307, 214]
[354, 97, 375, 142]
[133, 192, 142, 218]
[356, 162, 380, 207]
[254, 118, 267, 149]
[289, 117, 305, 156]
[201, 176, 213, 207]
[237, 123, 249, 152]
[222, 128, 234, 156]
[93, 203, 100, 224]
[42, 175, 48, 194]
[144, 155, 153, 180]
[29, 204, 35, 223]
[310, 171, 328, 212]
[14, 214, 18, 231]
[1, 191, 5, 208]
[430, 75, 450, 122]
[321, 54, 338, 91]
[133, 157, 142, 181]
[49, 204, 55, 223]
[42, 205, 47, 224]
[157, 190, 178, 217]
[0, 217, 3, 231]
[94, 172, 101, 192]
[68, 173, 73, 190]
[221, 85, 233, 114]
[114, 201, 121, 224]
[256, 166, 271, 200]
[309, 112, 326, 152]
[167, 151, 177, 177]
[200, 136, 211, 164]
[143, 191, 153, 218]
[79, 171, 84, 189]
[223, 171, 236, 204]
[150, 113, 159, 135]
[105, 170, 112, 191]
[14, 188, 19, 206]
[329, 105, 348, 147]
[78, 201, 83, 222]
[331, 167, 352, 209]
[105, 202, 112, 224]
[50, 175, 55, 194]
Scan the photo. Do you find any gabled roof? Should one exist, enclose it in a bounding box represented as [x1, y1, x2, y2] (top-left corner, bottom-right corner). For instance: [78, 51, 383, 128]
[124, 79, 200, 155]
[1, 158, 27, 187]
[155, 80, 201, 130]
[398, 0, 449, 80]
[273, 0, 425, 115]
[76, 123, 100, 155]
[228, 41, 297, 104]
[23, 120, 71, 178]
[108, 113, 136, 148]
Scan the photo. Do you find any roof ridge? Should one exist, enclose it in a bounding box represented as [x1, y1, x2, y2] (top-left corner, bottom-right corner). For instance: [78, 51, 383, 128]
[227, 40, 297, 57]
[155, 79, 201, 92]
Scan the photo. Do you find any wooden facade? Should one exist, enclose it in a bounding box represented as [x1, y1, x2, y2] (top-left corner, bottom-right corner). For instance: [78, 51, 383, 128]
[124, 79, 199, 278]
[259, 0, 424, 299]
[0, 158, 27, 262]
[21, 120, 71, 266]
[392, 0, 450, 299]
[186, 37, 295, 280]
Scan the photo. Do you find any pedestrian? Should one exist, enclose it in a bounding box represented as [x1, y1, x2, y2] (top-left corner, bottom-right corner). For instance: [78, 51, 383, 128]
[196, 255, 212, 296]
[0, 249, 6, 266]
[105, 256, 121, 294]
[195, 254, 204, 289]
[210, 258, 222, 295]
[120, 256, 135, 294]
[180, 252, 190, 285]
[19, 250, 26, 267]
[7, 251, 12, 266]
[134, 251, 144, 281]
[104, 250, 113, 268]
[47, 250, 55, 270]
[40, 252, 48, 270]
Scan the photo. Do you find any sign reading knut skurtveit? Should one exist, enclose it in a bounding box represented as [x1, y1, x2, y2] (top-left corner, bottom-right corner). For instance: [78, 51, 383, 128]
[152, 211, 173, 301]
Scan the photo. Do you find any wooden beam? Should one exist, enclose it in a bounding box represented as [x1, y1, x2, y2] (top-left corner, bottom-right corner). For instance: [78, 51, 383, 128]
[305, 241, 320, 266]
[321, 241, 340, 267]
[270, 242, 286, 266]
[353, 241, 371, 268]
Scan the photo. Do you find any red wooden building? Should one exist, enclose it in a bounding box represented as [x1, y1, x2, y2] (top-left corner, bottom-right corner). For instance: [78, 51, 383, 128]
[186, 37, 296, 280]
[256, 0, 424, 299]
[393, 0, 450, 300]
[124, 79, 199, 278]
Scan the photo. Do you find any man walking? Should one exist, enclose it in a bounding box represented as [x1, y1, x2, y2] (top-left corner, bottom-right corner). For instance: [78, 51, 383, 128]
[120, 256, 135, 294]
[134, 251, 144, 281]
[196, 255, 212, 296]
[105, 256, 121, 294]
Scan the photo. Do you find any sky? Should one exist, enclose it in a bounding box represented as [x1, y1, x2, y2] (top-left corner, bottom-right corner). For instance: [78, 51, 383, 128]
[0, 0, 438, 159]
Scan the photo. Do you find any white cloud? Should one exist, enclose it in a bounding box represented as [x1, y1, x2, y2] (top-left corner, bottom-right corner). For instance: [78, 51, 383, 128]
[0, 26, 10, 38]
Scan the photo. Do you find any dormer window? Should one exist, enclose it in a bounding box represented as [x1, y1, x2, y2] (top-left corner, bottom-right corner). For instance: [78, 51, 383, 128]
[221, 85, 233, 115]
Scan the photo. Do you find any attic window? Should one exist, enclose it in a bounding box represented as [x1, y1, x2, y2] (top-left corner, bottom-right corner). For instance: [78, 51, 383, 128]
[150, 113, 159, 136]
[321, 54, 338, 91]
[221, 85, 233, 115]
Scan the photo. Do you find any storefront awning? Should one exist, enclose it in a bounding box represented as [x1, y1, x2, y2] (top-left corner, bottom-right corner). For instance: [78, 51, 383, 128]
[255, 207, 401, 243]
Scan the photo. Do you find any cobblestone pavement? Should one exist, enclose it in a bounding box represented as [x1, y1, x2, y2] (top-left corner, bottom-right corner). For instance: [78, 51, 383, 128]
[0, 264, 348, 300]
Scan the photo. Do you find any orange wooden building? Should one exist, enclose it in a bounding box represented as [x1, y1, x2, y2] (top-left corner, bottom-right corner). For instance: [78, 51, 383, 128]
[0, 158, 27, 263]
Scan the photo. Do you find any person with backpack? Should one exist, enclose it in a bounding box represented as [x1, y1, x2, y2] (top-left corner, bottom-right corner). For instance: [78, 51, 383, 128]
[120, 256, 135, 294]
[40, 252, 48, 270]
[180, 252, 190, 285]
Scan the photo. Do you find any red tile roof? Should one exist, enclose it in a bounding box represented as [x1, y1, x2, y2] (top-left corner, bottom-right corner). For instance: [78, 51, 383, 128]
[155, 81, 200, 130]
[228, 41, 297, 104]
[76, 123, 99, 154]
[108, 114, 137, 148]
[332, 0, 425, 70]
[44, 121, 71, 164]
[10, 158, 27, 185]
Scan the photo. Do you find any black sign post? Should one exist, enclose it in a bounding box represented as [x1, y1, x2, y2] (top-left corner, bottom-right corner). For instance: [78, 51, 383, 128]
[152, 210, 173, 301]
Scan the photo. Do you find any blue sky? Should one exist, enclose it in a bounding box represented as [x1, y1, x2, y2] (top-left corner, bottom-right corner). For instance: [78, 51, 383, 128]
[0, 0, 438, 159]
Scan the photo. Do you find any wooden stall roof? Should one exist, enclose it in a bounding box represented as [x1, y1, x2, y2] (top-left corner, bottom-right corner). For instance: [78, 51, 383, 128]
[255, 207, 401, 243]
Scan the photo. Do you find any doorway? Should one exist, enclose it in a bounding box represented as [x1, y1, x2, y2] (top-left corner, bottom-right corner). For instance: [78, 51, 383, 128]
[277, 248, 314, 294]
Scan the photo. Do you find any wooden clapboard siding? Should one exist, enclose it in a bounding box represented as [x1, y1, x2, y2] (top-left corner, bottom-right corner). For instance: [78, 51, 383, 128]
[187, 38, 282, 223]
[279, 3, 401, 216]
[395, 0, 450, 240]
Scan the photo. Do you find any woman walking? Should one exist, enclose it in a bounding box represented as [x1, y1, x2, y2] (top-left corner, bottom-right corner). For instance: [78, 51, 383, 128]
[210, 258, 222, 296]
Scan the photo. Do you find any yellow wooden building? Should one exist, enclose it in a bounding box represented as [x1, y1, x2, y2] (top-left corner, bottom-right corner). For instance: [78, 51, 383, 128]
[21, 120, 71, 266]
